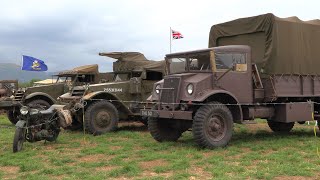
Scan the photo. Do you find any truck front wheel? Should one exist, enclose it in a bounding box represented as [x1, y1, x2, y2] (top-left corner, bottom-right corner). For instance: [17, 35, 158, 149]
[84, 100, 119, 135]
[148, 117, 182, 142]
[267, 121, 294, 132]
[193, 102, 233, 149]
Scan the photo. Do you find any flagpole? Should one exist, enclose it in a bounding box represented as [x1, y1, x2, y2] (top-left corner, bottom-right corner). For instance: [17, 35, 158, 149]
[170, 27, 172, 53]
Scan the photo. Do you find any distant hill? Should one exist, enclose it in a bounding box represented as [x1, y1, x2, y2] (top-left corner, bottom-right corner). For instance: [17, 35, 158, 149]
[0, 63, 55, 82]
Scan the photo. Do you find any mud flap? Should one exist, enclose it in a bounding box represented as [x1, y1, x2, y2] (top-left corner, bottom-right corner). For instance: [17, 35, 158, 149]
[15, 120, 26, 128]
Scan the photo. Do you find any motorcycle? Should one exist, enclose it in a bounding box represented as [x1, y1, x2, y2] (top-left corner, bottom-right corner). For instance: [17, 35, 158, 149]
[13, 104, 72, 153]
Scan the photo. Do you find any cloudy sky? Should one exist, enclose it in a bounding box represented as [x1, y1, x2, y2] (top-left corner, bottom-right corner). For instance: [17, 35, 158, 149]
[0, 0, 318, 72]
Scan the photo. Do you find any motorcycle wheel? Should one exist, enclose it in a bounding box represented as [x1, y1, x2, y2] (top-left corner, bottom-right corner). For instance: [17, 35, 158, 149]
[46, 129, 60, 142]
[13, 127, 26, 153]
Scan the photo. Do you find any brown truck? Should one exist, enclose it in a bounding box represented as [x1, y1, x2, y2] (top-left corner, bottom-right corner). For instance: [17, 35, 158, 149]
[142, 13, 320, 149]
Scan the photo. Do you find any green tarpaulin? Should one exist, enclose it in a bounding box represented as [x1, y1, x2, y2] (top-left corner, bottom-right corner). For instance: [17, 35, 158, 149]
[99, 52, 165, 73]
[209, 13, 320, 75]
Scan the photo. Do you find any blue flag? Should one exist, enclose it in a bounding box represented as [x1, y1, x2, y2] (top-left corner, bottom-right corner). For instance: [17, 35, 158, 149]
[21, 55, 48, 71]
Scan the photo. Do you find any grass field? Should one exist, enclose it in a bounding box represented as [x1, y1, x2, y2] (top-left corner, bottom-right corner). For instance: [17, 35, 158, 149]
[0, 115, 320, 180]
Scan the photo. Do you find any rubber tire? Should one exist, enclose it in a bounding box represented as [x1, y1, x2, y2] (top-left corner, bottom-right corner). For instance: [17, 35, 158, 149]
[140, 116, 148, 126]
[84, 100, 119, 135]
[148, 105, 182, 142]
[13, 127, 26, 153]
[7, 110, 19, 125]
[192, 102, 233, 149]
[267, 121, 294, 132]
[26, 99, 51, 110]
[46, 130, 60, 142]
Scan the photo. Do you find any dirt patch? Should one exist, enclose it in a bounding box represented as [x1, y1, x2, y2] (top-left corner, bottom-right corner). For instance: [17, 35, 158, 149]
[96, 166, 118, 172]
[139, 159, 168, 169]
[274, 176, 315, 180]
[50, 175, 66, 180]
[188, 166, 212, 180]
[140, 171, 173, 178]
[1, 166, 20, 179]
[77, 154, 113, 162]
[109, 146, 122, 151]
[1, 166, 19, 174]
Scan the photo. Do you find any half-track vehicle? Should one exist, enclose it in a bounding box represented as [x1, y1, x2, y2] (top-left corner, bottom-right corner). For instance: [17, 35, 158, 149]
[0, 80, 18, 98]
[1, 64, 113, 124]
[58, 52, 165, 135]
[142, 13, 320, 149]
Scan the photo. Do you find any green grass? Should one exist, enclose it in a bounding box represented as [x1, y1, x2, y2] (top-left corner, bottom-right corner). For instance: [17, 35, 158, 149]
[0, 115, 320, 179]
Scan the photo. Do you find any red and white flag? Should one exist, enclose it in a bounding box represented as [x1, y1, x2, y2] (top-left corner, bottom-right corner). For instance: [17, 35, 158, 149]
[172, 29, 184, 39]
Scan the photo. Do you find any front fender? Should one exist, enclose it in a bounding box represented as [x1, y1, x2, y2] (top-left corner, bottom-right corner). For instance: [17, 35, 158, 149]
[82, 91, 121, 101]
[15, 120, 26, 128]
[192, 90, 243, 124]
[192, 89, 239, 103]
[25, 92, 56, 103]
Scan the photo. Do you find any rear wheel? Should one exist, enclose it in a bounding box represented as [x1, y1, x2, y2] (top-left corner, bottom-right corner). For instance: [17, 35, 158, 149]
[84, 100, 119, 135]
[192, 102, 233, 149]
[46, 129, 60, 142]
[267, 121, 294, 132]
[13, 127, 26, 153]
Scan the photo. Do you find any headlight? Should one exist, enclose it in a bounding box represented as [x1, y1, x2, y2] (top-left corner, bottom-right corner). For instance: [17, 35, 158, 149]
[20, 106, 29, 115]
[187, 84, 194, 95]
[155, 84, 161, 94]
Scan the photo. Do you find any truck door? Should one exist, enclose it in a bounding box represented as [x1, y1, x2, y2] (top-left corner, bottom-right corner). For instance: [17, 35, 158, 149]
[212, 51, 253, 103]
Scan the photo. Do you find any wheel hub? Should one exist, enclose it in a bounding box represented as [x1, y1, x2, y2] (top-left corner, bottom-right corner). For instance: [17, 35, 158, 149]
[95, 111, 111, 128]
[206, 116, 225, 141]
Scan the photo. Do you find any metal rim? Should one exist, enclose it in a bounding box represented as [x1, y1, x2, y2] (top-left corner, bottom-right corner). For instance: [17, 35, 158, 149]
[205, 113, 226, 142]
[93, 109, 111, 129]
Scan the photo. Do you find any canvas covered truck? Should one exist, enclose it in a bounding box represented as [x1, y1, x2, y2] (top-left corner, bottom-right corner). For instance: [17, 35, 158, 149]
[141, 13, 320, 149]
[0, 64, 113, 124]
[57, 52, 165, 135]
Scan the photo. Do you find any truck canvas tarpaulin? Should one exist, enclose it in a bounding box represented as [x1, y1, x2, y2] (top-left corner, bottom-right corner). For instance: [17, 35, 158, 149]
[209, 13, 320, 75]
[99, 52, 165, 73]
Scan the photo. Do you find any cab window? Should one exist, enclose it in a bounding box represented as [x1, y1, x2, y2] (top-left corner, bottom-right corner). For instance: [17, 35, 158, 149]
[215, 53, 246, 70]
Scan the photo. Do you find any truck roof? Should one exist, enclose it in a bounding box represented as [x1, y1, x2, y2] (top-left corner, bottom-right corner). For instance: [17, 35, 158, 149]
[209, 13, 320, 75]
[166, 45, 250, 57]
[58, 64, 99, 76]
[99, 51, 165, 73]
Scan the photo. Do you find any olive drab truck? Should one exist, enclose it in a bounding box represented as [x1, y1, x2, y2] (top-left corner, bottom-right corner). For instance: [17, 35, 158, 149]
[58, 52, 165, 135]
[0, 80, 18, 114]
[0, 64, 113, 124]
[141, 13, 320, 149]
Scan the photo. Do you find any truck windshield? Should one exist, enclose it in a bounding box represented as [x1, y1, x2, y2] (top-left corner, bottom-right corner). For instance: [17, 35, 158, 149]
[168, 58, 187, 74]
[167, 52, 211, 74]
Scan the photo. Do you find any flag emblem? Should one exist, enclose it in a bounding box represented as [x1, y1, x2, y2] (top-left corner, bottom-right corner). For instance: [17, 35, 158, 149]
[172, 30, 184, 39]
[22, 55, 48, 71]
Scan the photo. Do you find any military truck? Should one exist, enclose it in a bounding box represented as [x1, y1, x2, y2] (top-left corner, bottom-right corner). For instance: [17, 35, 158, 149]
[142, 13, 320, 149]
[0, 80, 18, 98]
[58, 52, 165, 134]
[1, 64, 113, 124]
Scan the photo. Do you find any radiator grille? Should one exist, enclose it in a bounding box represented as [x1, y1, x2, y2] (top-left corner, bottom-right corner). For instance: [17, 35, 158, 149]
[160, 77, 181, 104]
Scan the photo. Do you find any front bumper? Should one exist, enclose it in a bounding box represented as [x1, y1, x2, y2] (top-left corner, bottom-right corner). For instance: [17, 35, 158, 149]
[140, 109, 193, 120]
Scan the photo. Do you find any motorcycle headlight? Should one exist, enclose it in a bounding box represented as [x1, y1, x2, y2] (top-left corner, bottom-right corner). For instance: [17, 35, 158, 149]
[20, 106, 29, 115]
[187, 83, 194, 95]
[155, 84, 161, 94]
